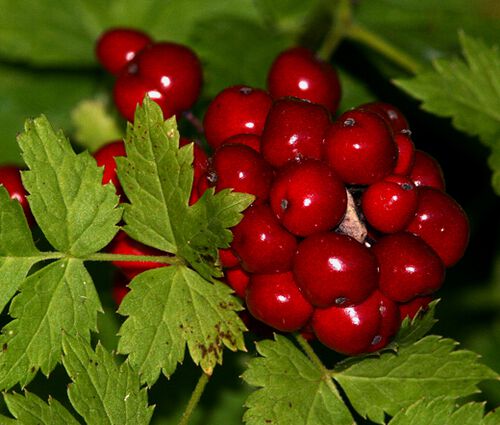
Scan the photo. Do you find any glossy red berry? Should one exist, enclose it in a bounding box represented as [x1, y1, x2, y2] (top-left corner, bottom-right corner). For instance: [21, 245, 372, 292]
[361, 175, 418, 233]
[410, 150, 446, 191]
[231, 204, 298, 273]
[323, 109, 397, 185]
[0, 165, 34, 226]
[270, 159, 347, 236]
[373, 232, 445, 303]
[93, 140, 126, 195]
[312, 290, 382, 356]
[203, 86, 272, 149]
[224, 266, 250, 299]
[293, 232, 378, 307]
[209, 144, 273, 203]
[359, 101, 409, 133]
[132, 42, 203, 115]
[96, 28, 152, 75]
[246, 271, 313, 332]
[407, 187, 469, 267]
[179, 137, 209, 182]
[261, 97, 330, 168]
[367, 291, 401, 352]
[393, 132, 415, 175]
[399, 296, 433, 321]
[220, 134, 261, 152]
[267, 46, 341, 114]
[219, 247, 240, 269]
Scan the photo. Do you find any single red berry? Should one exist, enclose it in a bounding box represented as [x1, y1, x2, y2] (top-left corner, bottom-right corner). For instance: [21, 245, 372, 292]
[410, 150, 446, 191]
[399, 296, 433, 321]
[193, 171, 212, 204]
[113, 71, 171, 122]
[261, 97, 331, 168]
[108, 231, 168, 279]
[132, 42, 203, 115]
[293, 232, 378, 307]
[224, 266, 250, 299]
[209, 144, 273, 203]
[0, 165, 34, 226]
[267, 46, 341, 114]
[96, 28, 152, 75]
[203, 86, 272, 149]
[373, 232, 446, 303]
[220, 134, 261, 152]
[361, 175, 418, 233]
[231, 204, 298, 273]
[323, 109, 397, 185]
[407, 187, 469, 267]
[270, 159, 347, 236]
[359, 101, 409, 133]
[246, 271, 313, 332]
[393, 132, 416, 175]
[219, 247, 240, 269]
[312, 290, 382, 356]
[93, 140, 126, 195]
[366, 291, 401, 352]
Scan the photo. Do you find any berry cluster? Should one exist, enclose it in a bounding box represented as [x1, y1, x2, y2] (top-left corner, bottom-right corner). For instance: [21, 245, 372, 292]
[93, 29, 470, 356]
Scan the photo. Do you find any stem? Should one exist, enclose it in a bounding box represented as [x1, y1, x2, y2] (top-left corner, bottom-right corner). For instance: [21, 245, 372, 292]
[84, 252, 184, 265]
[345, 24, 422, 74]
[178, 372, 210, 425]
[317, 0, 352, 61]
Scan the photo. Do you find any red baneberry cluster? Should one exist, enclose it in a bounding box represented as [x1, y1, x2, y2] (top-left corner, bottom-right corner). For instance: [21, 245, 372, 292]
[94, 29, 469, 356]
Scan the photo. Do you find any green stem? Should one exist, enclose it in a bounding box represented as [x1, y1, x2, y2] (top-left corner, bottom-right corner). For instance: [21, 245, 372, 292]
[84, 252, 183, 265]
[178, 372, 210, 425]
[345, 24, 422, 74]
[317, 0, 352, 61]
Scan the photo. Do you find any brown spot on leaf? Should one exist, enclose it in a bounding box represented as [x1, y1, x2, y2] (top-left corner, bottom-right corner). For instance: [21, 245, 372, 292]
[2, 343, 7, 352]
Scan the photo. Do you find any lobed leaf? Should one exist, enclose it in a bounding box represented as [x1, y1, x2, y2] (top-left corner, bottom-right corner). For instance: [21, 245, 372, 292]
[117, 265, 246, 385]
[18, 115, 122, 256]
[242, 335, 354, 425]
[62, 333, 154, 425]
[393, 299, 439, 347]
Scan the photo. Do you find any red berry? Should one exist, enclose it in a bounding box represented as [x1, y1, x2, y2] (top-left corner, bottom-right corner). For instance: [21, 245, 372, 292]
[312, 290, 382, 356]
[179, 137, 209, 182]
[373, 232, 445, 303]
[0, 165, 34, 226]
[399, 296, 433, 321]
[261, 97, 330, 168]
[323, 109, 397, 185]
[209, 144, 273, 203]
[361, 175, 418, 233]
[96, 28, 152, 75]
[220, 134, 261, 152]
[224, 266, 250, 299]
[93, 140, 126, 195]
[393, 132, 415, 175]
[231, 204, 298, 273]
[410, 150, 446, 191]
[219, 247, 240, 269]
[203, 86, 272, 149]
[132, 42, 203, 115]
[269, 159, 347, 236]
[246, 271, 313, 332]
[367, 291, 401, 352]
[267, 46, 341, 114]
[293, 232, 378, 307]
[359, 101, 409, 133]
[407, 187, 469, 267]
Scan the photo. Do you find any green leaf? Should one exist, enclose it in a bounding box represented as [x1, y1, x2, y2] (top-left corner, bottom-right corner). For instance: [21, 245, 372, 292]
[18, 115, 122, 256]
[62, 333, 154, 425]
[389, 397, 499, 425]
[2, 391, 79, 425]
[117, 265, 246, 385]
[71, 97, 124, 152]
[117, 98, 253, 279]
[393, 299, 439, 347]
[0, 187, 40, 313]
[242, 335, 354, 425]
[333, 335, 499, 424]
[395, 33, 500, 194]
[0, 259, 102, 390]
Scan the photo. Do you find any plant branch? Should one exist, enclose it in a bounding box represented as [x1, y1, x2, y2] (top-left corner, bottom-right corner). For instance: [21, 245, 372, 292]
[317, 0, 352, 61]
[83, 252, 184, 265]
[178, 371, 210, 425]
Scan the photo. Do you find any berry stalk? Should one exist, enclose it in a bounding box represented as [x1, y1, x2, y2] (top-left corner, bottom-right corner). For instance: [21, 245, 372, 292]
[178, 371, 210, 425]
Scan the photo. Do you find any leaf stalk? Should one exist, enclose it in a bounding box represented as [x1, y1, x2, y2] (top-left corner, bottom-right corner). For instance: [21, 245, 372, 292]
[178, 371, 210, 425]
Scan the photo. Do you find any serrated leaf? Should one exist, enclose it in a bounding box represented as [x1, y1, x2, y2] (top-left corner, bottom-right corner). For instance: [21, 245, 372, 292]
[393, 299, 439, 347]
[18, 115, 122, 256]
[117, 265, 246, 385]
[395, 33, 500, 194]
[62, 333, 154, 425]
[2, 391, 79, 425]
[0, 187, 40, 313]
[242, 335, 354, 425]
[389, 397, 498, 425]
[71, 98, 124, 152]
[333, 335, 499, 424]
[117, 98, 253, 279]
[0, 259, 101, 390]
